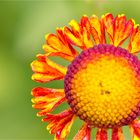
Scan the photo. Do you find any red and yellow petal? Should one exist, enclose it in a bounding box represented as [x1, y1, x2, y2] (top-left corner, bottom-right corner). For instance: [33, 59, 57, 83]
[113, 15, 134, 46]
[64, 26, 85, 49]
[42, 109, 76, 140]
[83, 27, 94, 48]
[131, 30, 140, 54]
[81, 15, 94, 48]
[44, 30, 78, 61]
[128, 26, 140, 54]
[127, 25, 139, 53]
[130, 120, 140, 140]
[112, 127, 125, 140]
[46, 33, 72, 55]
[31, 54, 67, 83]
[101, 13, 114, 44]
[80, 15, 91, 32]
[56, 28, 78, 56]
[90, 15, 106, 44]
[32, 87, 66, 116]
[65, 16, 94, 50]
[102, 13, 135, 46]
[31, 13, 140, 140]
[69, 19, 81, 36]
[32, 73, 64, 83]
[43, 46, 76, 61]
[73, 123, 91, 140]
[96, 128, 108, 140]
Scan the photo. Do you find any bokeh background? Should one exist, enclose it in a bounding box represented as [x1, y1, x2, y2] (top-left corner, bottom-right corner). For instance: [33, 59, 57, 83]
[0, 0, 140, 139]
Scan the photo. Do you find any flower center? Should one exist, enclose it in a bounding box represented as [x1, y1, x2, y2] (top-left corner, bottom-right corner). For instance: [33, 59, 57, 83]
[64, 44, 140, 128]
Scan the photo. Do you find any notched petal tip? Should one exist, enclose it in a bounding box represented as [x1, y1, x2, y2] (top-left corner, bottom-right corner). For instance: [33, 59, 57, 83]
[43, 29, 78, 61]
[101, 13, 113, 19]
[117, 14, 125, 18]
[130, 30, 140, 54]
[31, 98, 35, 103]
[56, 27, 64, 31]
[90, 15, 106, 44]
[91, 14, 98, 18]
[31, 87, 66, 116]
[82, 14, 88, 19]
[43, 109, 75, 140]
[64, 26, 83, 47]
[31, 74, 36, 81]
[31, 55, 66, 83]
[73, 123, 91, 140]
[45, 33, 51, 40]
[102, 13, 137, 47]
[69, 19, 79, 28]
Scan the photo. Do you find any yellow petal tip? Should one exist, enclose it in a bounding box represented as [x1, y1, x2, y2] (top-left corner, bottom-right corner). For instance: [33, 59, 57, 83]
[42, 44, 47, 49]
[118, 14, 125, 17]
[101, 13, 111, 19]
[92, 14, 97, 18]
[37, 113, 41, 117]
[30, 61, 33, 68]
[83, 14, 88, 17]
[69, 19, 77, 26]
[31, 75, 35, 81]
[56, 27, 59, 30]
[45, 34, 49, 40]
[31, 98, 35, 103]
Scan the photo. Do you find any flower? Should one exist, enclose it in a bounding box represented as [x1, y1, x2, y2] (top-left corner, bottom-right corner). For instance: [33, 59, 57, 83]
[31, 13, 140, 140]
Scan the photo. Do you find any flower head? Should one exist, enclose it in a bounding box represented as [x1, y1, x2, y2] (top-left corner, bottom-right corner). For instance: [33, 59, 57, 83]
[31, 13, 140, 140]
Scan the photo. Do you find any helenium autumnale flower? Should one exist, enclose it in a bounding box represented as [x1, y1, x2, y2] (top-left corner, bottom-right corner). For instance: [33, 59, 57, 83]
[31, 13, 140, 140]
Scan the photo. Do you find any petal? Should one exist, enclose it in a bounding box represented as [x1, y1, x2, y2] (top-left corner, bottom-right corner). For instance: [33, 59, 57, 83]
[44, 31, 78, 61]
[96, 128, 108, 140]
[112, 127, 125, 140]
[69, 19, 81, 35]
[56, 28, 78, 56]
[43, 45, 75, 61]
[102, 13, 114, 43]
[80, 15, 91, 32]
[31, 87, 66, 116]
[129, 28, 140, 53]
[102, 13, 135, 46]
[83, 27, 94, 48]
[31, 54, 67, 83]
[113, 15, 134, 46]
[130, 120, 140, 140]
[66, 19, 83, 48]
[46, 33, 71, 55]
[89, 15, 106, 44]
[127, 25, 139, 52]
[81, 15, 94, 48]
[64, 26, 85, 49]
[42, 109, 76, 140]
[65, 17, 94, 49]
[73, 123, 91, 140]
[32, 73, 64, 83]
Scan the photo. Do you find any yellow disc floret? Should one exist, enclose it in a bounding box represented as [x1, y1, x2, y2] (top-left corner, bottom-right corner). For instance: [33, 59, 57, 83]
[64, 44, 140, 128]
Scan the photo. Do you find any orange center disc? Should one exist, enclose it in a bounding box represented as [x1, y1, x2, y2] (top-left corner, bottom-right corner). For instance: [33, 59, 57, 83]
[64, 44, 140, 128]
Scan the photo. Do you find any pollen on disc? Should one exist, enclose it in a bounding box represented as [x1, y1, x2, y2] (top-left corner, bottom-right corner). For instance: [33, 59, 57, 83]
[64, 44, 140, 128]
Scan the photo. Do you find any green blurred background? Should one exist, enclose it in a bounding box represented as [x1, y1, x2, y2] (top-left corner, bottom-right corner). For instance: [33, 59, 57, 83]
[0, 0, 140, 139]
